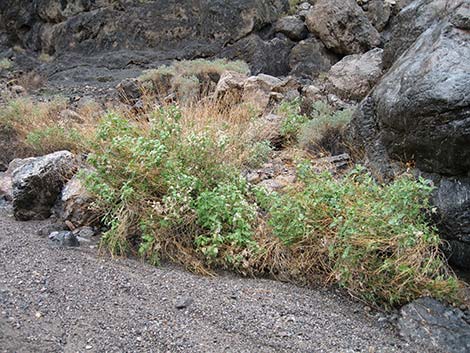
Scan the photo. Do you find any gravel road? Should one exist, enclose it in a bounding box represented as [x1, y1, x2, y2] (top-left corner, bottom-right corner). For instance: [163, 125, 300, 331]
[0, 204, 428, 353]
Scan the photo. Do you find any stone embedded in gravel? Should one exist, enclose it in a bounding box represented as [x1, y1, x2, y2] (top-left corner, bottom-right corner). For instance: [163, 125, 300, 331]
[48, 231, 80, 248]
[175, 296, 194, 310]
[398, 297, 470, 353]
[12, 151, 77, 221]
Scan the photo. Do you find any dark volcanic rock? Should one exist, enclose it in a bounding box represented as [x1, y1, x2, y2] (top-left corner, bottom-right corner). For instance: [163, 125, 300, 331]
[288, 37, 339, 79]
[383, 0, 463, 68]
[349, 1, 470, 268]
[274, 15, 308, 41]
[12, 151, 77, 221]
[398, 297, 470, 353]
[305, 0, 381, 55]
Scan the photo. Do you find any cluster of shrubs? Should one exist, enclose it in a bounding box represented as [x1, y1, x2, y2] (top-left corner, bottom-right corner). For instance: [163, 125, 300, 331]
[1, 59, 464, 309]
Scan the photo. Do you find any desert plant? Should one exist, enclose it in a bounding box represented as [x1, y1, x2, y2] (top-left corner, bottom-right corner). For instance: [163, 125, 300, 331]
[261, 163, 462, 308]
[139, 59, 249, 102]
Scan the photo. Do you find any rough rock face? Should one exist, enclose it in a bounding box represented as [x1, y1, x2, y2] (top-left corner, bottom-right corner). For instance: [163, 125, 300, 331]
[274, 15, 308, 41]
[288, 38, 339, 79]
[383, 0, 463, 68]
[305, 0, 381, 55]
[54, 174, 96, 228]
[0, 0, 289, 77]
[349, 2, 470, 268]
[221, 34, 295, 77]
[12, 151, 77, 221]
[398, 297, 470, 353]
[326, 48, 384, 101]
[359, 0, 393, 31]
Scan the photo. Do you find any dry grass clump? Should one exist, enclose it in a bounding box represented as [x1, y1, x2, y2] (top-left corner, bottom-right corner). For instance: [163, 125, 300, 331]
[0, 97, 101, 157]
[139, 59, 249, 102]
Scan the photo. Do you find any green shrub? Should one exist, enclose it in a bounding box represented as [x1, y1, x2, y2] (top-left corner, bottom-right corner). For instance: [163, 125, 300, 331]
[84, 106, 259, 270]
[298, 101, 353, 153]
[277, 98, 309, 143]
[264, 164, 461, 308]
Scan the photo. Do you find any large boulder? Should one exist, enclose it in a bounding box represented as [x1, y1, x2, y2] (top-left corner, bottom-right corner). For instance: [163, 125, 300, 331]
[288, 38, 339, 79]
[326, 48, 384, 101]
[305, 0, 381, 55]
[383, 0, 463, 68]
[349, 2, 470, 268]
[221, 34, 294, 76]
[398, 297, 470, 353]
[12, 151, 77, 221]
[274, 15, 308, 41]
[358, 0, 393, 31]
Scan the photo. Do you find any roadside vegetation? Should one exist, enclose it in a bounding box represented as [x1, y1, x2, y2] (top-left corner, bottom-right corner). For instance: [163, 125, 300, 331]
[0, 59, 465, 309]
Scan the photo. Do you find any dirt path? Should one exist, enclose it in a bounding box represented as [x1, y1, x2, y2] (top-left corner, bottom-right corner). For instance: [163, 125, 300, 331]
[0, 205, 428, 353]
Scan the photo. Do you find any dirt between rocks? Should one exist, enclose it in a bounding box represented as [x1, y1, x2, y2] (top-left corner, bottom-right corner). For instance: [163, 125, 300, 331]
[0, 205, 434, 353]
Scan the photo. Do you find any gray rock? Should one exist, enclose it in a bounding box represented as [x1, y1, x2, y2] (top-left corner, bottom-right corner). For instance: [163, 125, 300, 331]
[305, 0, 381, 55]
[221, 34, 295, 77]
[326, 48, 384, 101]
[37, 222, 68, 237]
[288, 37, 339, 79]
[175, 296, 193, 310]
[398, 297, 470, 353]
[12, 151, 77, 221]
[54, 173, 96, 228]
[360, 0, 393, 31]
[274, 16, 308, 41]
[48, 231, 80, 248]
[383, 0, 463, 68]
[116, 78, 142, 104]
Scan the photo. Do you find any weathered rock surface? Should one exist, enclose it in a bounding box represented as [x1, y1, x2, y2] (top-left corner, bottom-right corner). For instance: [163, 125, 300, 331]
[221, 34, 295, 77]
[359, 0, 393, 31]
[288, 38, 339, 79]
[305, 0, 381, 55]
[274, 15, 308, 41]
[349, 2, 470, 268]
[54, 174, 96, 228]
[398, 297, 470, 353]
[0, 0, 290, 82]
[326, 48, 384, 101]
[12, 151, 77, 221]
[383, 0, 463, 68]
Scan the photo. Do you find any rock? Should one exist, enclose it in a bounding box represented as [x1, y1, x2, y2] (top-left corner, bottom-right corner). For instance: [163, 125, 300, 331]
[54, 174, 96, 228]
[221, 34, 294, 77]
[10, 85, 25, 95]
[274, 16, 308, 41]
[116, 78, 142, 104]
[249, 113, 285, 147]
[0, 157, 36, 201]
[326, 48, 384, 101]
[73, 226, 95, 240]
[433, 177, 470, 269]
[398, 297, 470, 353]
[383, 0, 462, 68]
[305, 0, 381, 55]
[349, 6, 470, 268]
[59, 109, 84, 125]
[12, 151, 77, 221]
[288, 37, 339, 78]
[215, 70, 249, 101]
[175, 296, 193, 310]
[359, 0, 393, 31]
[37, 222, 67, 237]
[48, 231, 80, 248]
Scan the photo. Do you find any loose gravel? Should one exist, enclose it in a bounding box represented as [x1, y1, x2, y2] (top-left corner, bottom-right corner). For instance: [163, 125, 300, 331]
[0, 205, 431, 353]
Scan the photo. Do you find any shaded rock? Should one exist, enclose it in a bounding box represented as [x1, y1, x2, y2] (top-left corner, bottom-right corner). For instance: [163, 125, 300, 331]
[37, 222, 68, 237]
[433, 177, 470, 269]
[288, 37, 339, 79]
[383, 0, 463, 68]
[360, 0, 393, 31]
[48, 230, 80, 248]
[175, 296, 193, 310]
[398, 297, 470, 353]
[274, 16, 308, 41]
[116, 78, 142, 104]
[221, 34, 295, 76]
[326, 48, 384, 101]
[248, 113, 285, 147]
[12, 151, 77, 221]
[54, 173, 96, 228]
[0, 157, 37, 201]
[305, 0, 381, 55]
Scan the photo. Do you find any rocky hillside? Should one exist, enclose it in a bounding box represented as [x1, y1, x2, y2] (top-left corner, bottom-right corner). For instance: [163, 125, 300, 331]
[1, 1, 470, 352]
